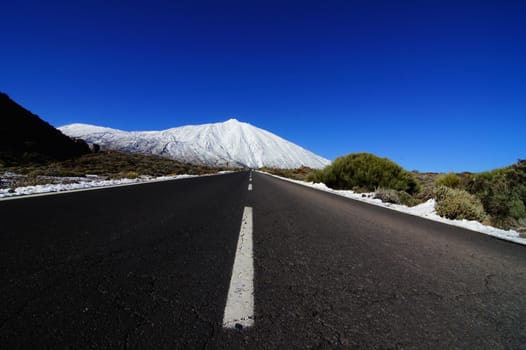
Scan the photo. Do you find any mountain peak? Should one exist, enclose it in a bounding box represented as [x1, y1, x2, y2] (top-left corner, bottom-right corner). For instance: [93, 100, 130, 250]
[60, 120, 330, 169]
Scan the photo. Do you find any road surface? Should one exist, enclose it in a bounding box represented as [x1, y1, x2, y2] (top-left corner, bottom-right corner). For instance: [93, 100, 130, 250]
[1, 171, 525, 349]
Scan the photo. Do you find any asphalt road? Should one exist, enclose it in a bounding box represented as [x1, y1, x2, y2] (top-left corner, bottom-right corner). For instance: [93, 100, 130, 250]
[1, 171, 525, 349]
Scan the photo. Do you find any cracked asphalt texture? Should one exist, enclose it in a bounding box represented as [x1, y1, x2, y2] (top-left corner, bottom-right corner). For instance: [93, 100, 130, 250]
[1, 171, 526, 349]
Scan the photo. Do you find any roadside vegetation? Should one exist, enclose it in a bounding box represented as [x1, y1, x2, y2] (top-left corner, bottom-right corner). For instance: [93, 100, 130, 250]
[265, 152, 526, 233]
[434, 186, 487, 222]
[0, 151, 239, 189]
[467, 161, 526, 231]
[259, 166, 316, 181]
[307, 153, 420, 194]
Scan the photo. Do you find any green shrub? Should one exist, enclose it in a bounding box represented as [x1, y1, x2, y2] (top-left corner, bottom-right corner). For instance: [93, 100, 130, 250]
[309, 161, 330, 184]
[125, 171, 139, 179]
[374, 188, 400, 204]
[467, 160, 526, 225]
[435, 172, 461, 189]
[509, 199, 526, 220]
[374, 188, 418, 207]
[435, 186, 487, 221]
[311, 153, 420, 194]
[398, 190, 418, 207]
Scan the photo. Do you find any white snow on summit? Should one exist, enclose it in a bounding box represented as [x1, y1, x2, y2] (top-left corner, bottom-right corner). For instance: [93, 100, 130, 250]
[59, 119, 330, 169]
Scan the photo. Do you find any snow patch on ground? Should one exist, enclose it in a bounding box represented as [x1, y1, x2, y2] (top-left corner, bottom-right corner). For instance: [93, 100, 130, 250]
[0, 174, 198, 199]
[269, 174, 525, 246]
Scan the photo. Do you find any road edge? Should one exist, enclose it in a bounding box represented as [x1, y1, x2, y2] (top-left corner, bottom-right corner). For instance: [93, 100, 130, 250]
[259, 171, 526, 247]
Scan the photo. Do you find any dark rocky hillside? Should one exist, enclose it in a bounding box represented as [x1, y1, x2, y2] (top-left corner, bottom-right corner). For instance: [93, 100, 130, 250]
[0, 93, 90, 164]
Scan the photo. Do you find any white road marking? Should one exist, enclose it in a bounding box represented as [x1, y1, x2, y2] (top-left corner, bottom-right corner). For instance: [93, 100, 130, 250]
[248, 184, 253, 191]
[223, 206, 254, 329]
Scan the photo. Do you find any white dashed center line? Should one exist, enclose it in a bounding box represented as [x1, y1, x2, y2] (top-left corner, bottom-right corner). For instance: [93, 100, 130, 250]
[248, 184, 253, 191]
[223, 206, 254, 329]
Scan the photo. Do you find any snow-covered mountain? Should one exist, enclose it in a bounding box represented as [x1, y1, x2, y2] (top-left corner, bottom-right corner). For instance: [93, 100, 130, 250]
[59, 119, 330, 169]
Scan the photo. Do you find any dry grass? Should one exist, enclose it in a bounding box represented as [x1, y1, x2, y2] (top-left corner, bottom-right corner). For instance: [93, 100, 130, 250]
[1, 151, 239, 188]
[259, 166, 316, 181]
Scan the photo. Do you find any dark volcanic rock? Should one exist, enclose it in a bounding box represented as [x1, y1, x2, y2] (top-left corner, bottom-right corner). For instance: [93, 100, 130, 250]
[0, 93, 90, 164]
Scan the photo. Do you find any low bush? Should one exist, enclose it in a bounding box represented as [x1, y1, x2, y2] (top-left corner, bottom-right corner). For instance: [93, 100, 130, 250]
[435, 172, 461, 189]
[374, 188, 400, 204]
[309, 153, 420, 194]
[374, 188, 418, 207]
[398, 190, 418, 207]
[125, 171, 139, 179]
[307, 165, 335, 184]
[435, 186, 487, 221]
[467, 160, 526, 227]
[509, 199, 526, 220]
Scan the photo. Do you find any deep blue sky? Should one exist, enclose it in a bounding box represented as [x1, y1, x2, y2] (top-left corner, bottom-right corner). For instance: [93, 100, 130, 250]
[2, 0, 525, 172]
